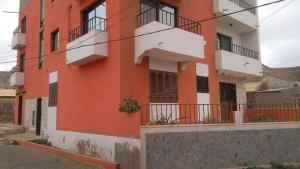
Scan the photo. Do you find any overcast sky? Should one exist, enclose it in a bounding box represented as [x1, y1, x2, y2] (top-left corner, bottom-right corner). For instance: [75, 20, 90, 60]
[0, 0, 299, 71]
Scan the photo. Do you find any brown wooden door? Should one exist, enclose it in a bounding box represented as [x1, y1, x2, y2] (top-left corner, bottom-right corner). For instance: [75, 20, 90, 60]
[36, 98, 42, 136]
[220, 83, 237, 122]
[17, 96, 23, 125]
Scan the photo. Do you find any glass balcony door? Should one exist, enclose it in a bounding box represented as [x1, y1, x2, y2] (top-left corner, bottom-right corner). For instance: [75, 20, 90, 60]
[83, 1, 106, 34]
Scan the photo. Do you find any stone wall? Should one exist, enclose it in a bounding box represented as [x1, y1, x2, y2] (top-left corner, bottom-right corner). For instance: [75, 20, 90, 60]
[141, 123, 300, 169]
[24, 97, 48, 134]
[0, 97, 14, 123]
[247, 86, 300, 105]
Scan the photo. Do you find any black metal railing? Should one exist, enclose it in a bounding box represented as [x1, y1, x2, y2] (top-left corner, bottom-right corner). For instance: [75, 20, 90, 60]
[217, 40, 259, 60]
[68, 17, 107, 42]
[229, 0, 256, 15]
[141, 104, 236, 125]
[140, 104, 300, 126]
[10, 66, 18, 74]
[137, 8, 201, 35]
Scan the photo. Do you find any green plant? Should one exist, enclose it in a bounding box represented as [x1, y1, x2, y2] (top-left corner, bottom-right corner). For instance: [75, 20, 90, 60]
[119, 96, 141, 113]
[147, 117, 178, 125]
[270, 163, 294, 169]
[253, 113, 273, 122]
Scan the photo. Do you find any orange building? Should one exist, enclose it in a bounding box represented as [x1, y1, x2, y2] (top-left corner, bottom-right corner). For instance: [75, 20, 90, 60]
[11, 0, 262, 168]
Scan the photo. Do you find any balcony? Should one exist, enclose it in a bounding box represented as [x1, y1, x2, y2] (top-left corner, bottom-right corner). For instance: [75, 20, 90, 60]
[135, 8, 206, 70]
[214, 0, 258, 33]
[10, 68, 24, 87]
[215, 40, 262, 79]
[11, 27, 26, 50]
[66, 17, 108, 66]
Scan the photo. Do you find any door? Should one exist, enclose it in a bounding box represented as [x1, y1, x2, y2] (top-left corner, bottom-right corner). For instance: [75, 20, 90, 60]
[220, 83, 237, 122]
[36, 98, 42, 136]
[140, 0, 176, 27]
[17, 96, 23, 125]
[217, 33, 232, 52]
[83, 1, 106, 34]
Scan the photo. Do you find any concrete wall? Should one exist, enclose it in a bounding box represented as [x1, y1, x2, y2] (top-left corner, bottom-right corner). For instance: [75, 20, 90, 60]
[0, 97, 15, 123]
[141, 123, 300, 169]
[24, 97, 48, 135]
[0, 72, 10, 89]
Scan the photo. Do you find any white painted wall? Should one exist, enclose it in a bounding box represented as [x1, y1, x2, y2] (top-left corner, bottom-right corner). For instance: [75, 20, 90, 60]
[196, 63, 211, 121]
[215, 50, 263, 77]
[217, 23, 242, 45]
[66, 30, 108, 66]
[135, 21, 206, 64]
[241, 30, 260, 55]
[214, 0, 258, 30]
[44, 107, 140, 162]
[49, 71, 58, 84]
[10, 72, 24, 87]
[149, 58, 178, 73]
[11, 32, 26, 49]
[148, 104, 180, 122]
[196, 63, 209, 77]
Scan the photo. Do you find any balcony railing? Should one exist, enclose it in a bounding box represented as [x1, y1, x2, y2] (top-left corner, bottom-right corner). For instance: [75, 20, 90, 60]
[140, 104, 300, 126]
[137, 8, 201, 35]
[68, 17, 107, 42]
[13, 26, 26, 36]
[10, 66, 18, 74]
[217, 40, 259, 60]
[229, 0, 256, 15]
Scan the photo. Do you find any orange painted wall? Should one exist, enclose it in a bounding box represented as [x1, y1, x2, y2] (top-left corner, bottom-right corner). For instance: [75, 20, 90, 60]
[15, 0, 220, 138]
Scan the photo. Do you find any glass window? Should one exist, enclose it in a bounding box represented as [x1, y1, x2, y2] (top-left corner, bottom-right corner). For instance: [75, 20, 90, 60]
[140, 0, 176, 27]
[49, 82, 58, 107]
[38, 32, 44, 69]
[217, 33, 232, 52]
[51, 29, 59, 51]
[40, 0, 45, 26]
[20, 54, 25, 72]
[84, 1, 106, 33]
[197, 76, 209, 93]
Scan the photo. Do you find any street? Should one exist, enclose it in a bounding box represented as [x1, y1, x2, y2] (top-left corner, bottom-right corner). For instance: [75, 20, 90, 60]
[0, 145, 103, 169]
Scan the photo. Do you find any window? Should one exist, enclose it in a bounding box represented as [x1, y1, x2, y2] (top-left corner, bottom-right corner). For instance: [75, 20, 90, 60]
[150, 70, 178, 103]
[140, 0, 176, 27]
[49, 82, 58, 107]
[20, 54, 25, 72]
[40, 0, 45, 26]
[38, 31, 44, 69]
[51, 29, 59, 51]
[83, 1, 106, 33]
[217, 33, 232, 51]
[197, 76, 209, 93]
[21, 17, 26, 33]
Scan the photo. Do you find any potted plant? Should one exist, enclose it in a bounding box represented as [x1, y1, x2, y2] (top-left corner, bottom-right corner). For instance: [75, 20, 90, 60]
[119, 96, 141, 113]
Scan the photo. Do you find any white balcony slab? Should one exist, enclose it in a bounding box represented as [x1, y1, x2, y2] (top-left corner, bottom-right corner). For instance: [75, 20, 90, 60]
[135, 21, 206, 69]
[66, 29, 108, 66]
[11, 33, 26, 50]
[10, 72, 24, 87]
[216, 50, 263, 79]
[214, 0, 258, 33]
